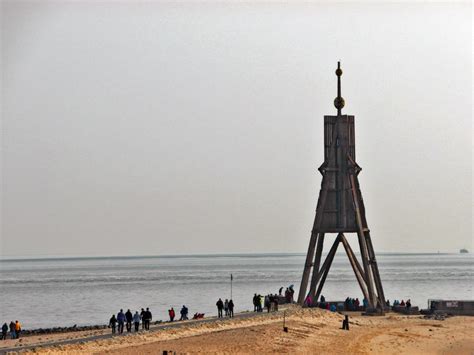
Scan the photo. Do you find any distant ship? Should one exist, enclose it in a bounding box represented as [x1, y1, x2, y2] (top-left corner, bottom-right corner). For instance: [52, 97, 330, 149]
[460, 248, 469, 254]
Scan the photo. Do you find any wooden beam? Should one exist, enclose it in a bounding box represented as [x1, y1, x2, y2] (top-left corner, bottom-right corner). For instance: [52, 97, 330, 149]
[340, 234, 369, 301]
[314, 233, 342, 302]
[309, 234, 341, 300]
[365, 233, 387, 309]
[349, 174, 377, 307]
[297, 231, 318, 304]
[308, 233, 325, 297]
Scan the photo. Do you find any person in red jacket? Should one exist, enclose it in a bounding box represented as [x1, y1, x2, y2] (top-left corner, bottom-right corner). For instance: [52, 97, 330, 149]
[168, 307, 175, 322]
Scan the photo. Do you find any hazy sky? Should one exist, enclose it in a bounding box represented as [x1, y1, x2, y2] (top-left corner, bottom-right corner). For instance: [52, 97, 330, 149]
[1, 1, 472, 257]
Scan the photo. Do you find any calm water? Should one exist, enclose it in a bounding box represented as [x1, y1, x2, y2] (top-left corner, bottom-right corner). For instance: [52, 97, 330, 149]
[0, 253, 472, 329]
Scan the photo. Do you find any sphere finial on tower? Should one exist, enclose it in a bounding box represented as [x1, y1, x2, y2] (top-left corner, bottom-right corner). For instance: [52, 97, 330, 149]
[334, 61, 345, 115]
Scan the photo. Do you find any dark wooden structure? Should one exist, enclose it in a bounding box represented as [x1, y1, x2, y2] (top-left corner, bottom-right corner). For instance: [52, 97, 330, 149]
[297, 62, 386, 310]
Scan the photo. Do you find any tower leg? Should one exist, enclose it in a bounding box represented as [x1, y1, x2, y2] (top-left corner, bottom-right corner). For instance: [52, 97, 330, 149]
[309, 234, 341, 300]
[314, 233, 341, 302]
[340, 234, 369, 301]
[365, 233, 386, 308]
[297, 231, 318, 304]
[349, 174, 377, 307]
[308, 233, 325, 297]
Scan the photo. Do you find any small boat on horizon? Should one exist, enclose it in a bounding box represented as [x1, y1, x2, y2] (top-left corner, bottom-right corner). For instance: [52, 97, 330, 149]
[460, 248, 469, 254]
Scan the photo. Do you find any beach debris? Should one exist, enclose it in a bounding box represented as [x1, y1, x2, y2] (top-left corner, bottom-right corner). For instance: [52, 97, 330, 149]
[283, 311, 288, 332]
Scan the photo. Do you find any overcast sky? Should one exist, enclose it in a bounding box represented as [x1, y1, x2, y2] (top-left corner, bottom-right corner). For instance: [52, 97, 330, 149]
[1, 1, 472, 258]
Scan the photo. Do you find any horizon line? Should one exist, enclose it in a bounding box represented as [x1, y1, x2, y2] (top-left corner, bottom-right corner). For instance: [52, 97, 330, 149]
[0, 250, 468, 262]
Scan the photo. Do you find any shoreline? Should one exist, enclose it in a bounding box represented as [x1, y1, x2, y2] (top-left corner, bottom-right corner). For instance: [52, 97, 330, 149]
[2, 306, 473, 354]
[0, 307, 292, 354]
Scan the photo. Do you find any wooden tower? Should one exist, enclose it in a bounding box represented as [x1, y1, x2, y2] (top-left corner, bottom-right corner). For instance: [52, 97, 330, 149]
[297, 62, 386, 310]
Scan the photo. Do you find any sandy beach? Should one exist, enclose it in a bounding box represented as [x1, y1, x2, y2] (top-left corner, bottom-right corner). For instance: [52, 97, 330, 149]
[2, 306, 473, 354]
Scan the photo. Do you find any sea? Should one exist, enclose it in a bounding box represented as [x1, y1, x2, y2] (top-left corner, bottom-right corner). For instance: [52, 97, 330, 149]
[0, 252, 472, 329]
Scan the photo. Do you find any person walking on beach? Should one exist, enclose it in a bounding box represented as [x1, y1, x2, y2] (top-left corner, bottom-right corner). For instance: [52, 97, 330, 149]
[117, 309, 125, 334]
[109, 314, 117, 334]
[253, 294, 258, 312]
[133, 311, 140, 332]
[228, 299, 234, 318]
[1, 323, 8, 340]
[265, 295, 271, 313]
[224, 299, 229, 317]
[180, 305, 188, 320]
[125, 309, 133, 332]
[143, 308, 152, 330]
[216, 298, 224, 318]
[168, 307, 175, 322]
[140, 308, 146, 329]
[14, 320, 21, 339]
[9, 321, 15, 339]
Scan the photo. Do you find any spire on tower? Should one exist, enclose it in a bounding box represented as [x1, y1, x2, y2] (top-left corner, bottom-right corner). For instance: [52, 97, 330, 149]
[334, 61, 345, 115]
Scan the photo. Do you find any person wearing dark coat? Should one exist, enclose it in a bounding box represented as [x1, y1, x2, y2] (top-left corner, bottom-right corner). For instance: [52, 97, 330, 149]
[9, 321, 15, 339]
[143, 308, 152, 330]
[140, 308, 146, 329]
[109, 315, 117, 334]
[117, 309, 125, 334]
[228, 299, 234, 318]
[125, 309, 133, 332]
[180, 305, 188, 320]
[1, 323, 8, 340]
[216, 298, 224, 318]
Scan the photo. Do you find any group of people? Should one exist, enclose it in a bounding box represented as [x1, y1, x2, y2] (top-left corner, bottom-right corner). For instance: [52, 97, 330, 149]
[278, 286, 295, 303]
[215, 298, 234, 318]
[252, 293, 280, 313]
[109, 308, 152, 334]
[344, 297, 361, 311]
[252, 294, 264, 312]
[264, 294, 280, 312]
[108, 305, 195, 334]
[1, 321, 21, 340]
[392, 299, 412, 309]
